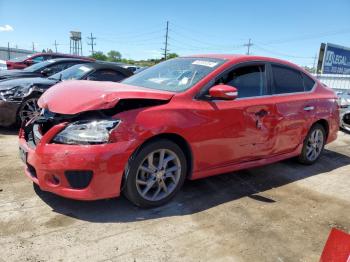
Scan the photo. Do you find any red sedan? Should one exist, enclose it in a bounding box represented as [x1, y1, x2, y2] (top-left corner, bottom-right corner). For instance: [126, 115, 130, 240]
[19, 55, 339, 207]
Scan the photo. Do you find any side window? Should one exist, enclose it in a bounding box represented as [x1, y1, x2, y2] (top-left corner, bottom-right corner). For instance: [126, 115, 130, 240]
[271, 65, 304, 94]
[216, 65, 266, 98]
[88, 69, 126, 82]
[32, 56, 45, 63]
[302, 73, 315, 91]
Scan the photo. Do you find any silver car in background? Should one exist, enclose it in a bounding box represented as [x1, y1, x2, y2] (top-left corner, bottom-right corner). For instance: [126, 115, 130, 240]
[337, 91, 350, 131]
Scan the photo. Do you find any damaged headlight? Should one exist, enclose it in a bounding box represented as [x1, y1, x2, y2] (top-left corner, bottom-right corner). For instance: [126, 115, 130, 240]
[52, 120, 120, 145]
[0, 85, 33, 100]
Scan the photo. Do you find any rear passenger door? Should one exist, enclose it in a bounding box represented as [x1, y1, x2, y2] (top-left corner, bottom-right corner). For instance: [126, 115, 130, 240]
[269, 63, 316, 155]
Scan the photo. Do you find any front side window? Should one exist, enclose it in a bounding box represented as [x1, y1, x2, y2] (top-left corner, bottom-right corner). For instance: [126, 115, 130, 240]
[122, 57, 226, 92]
[272, 65, 304, 94]
[216, 65, 266, 98]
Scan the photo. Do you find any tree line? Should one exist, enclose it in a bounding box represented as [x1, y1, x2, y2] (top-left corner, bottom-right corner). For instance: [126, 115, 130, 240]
[89, 50, 178, 66]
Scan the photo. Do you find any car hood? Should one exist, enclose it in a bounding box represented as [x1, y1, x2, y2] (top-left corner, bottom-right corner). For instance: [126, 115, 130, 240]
[0, 69, 40, 80]
[0, 77, 57, 90]
[38, 80, 175, 114]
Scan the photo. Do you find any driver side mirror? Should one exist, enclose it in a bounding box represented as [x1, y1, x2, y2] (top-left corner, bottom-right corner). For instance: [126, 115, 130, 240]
[40, 68, 52, 76]
[209, 84, 238, 100]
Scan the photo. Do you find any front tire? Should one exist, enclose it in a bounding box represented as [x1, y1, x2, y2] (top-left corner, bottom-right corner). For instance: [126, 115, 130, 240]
[298, 123, 326, 165]
[123, 139, 187, 208]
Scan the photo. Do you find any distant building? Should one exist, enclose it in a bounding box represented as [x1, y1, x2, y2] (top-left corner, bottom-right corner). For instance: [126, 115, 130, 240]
[0, 46, 34, 61]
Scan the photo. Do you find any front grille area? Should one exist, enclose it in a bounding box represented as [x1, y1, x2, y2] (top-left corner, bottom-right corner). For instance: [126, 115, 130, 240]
[65, 171, 93, 189]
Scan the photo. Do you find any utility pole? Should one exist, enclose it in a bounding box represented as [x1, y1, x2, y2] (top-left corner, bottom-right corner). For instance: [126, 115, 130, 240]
[32, 42, 35, 52]
[244, 38, 253, 55]
[87, 33, 96, 55]
[53, 40, 59, 53]
[162, 21, 169, 60]
[7, 42, 10, 59]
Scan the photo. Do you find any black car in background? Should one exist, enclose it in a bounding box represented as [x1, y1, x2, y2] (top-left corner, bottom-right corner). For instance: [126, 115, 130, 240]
[0, 62, 133, 126]
[0, 58, 93, 81]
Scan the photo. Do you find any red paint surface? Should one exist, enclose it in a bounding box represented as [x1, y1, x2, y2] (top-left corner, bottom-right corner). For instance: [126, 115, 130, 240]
[19, 55, 339, 200]
[320, 229, 350, 262]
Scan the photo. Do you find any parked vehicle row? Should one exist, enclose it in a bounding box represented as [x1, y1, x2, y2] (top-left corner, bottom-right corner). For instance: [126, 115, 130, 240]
[18, 54, 339, 207]
[0, 58, 92, 81]
[0, 60, 132, 126]
[4, 52, 95, 70]
[337, 91, 350, 131]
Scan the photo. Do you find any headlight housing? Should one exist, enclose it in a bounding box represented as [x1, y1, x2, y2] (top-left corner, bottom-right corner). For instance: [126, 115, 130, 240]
[52, 120, 120, 145]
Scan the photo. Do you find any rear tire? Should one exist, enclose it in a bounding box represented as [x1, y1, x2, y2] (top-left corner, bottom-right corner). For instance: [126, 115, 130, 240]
[123, 139, 187, 208]
[298, 123, 326, 165]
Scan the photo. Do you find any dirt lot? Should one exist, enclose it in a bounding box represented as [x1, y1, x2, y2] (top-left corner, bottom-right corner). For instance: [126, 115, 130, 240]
[0, 128, 349, 262]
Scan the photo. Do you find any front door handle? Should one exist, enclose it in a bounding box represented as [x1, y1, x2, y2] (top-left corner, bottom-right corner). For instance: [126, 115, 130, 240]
[255, 109, 268, 118]
[304, 106, 315, 111]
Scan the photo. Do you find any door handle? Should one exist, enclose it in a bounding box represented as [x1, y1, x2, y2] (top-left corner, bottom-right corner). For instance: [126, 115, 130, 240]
[255, 109, 268, 118]
[304, 106, 315, 111]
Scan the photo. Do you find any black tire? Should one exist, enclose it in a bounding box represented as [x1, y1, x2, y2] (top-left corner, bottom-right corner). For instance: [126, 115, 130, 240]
[298, 123, 326, 165]
[123, 139, 187, 208]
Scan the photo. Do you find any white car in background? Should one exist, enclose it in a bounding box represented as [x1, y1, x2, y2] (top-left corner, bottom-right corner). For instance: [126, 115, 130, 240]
[337, 91, 350, 131]
[0, 60, 7, 70]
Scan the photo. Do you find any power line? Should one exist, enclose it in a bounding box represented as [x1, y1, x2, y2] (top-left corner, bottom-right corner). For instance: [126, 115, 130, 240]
[87, 33, 96, 54]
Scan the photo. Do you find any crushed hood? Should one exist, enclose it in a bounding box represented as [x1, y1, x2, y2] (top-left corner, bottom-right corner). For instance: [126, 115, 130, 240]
[38, 80, 175, 114]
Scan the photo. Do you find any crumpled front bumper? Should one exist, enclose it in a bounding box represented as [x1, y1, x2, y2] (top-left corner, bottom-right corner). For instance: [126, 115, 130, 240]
[0, 100, 20, 127]
[19, 123, 135, 200]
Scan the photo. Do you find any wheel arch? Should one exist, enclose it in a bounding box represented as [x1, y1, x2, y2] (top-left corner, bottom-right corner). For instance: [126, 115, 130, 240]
[312, 119, 329, 140]
[123, 132, 194, 187]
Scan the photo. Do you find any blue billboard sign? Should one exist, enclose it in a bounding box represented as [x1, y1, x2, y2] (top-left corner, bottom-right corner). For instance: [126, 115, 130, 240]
[322, 43, 350, 75]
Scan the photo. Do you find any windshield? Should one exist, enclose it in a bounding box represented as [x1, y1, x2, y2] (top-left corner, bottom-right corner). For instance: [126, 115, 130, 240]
[9, 55, 31, 62]
[49, 64, 93, 81]
[23, 60, 55, 72]
[122, 57, 226, 92]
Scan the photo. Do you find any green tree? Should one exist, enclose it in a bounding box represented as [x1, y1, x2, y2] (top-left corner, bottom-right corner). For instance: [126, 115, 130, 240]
[90, 51, 107, 61]
[167, 53, 179, 59]
[107, 50, 122, 62]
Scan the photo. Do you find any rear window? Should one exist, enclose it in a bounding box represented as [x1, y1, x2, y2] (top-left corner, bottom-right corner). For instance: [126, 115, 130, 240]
[302, 73, 315, 91]
[272, 65, 304, 94]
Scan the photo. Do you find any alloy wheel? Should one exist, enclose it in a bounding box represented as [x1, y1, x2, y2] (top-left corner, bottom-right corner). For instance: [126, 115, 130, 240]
[306, 128, 324, 161]
[135, 149, 181, 201]
[19, 98, 40, 123]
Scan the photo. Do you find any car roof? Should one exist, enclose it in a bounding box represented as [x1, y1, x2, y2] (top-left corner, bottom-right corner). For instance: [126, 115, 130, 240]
[32, 52, 95, 60]
[185, 54, 310, 75]
[46, 58, 93, 63]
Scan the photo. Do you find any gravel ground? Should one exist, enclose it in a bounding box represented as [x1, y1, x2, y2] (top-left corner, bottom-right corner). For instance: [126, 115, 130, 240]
[0, 128, 349, 262]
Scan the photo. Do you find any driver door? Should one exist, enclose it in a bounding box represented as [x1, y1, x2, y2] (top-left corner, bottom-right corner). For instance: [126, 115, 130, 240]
[195, 62, 278, 168]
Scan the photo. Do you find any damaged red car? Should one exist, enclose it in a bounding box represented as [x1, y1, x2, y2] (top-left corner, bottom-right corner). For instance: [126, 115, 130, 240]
[19, 55, 339, 207]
